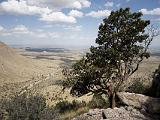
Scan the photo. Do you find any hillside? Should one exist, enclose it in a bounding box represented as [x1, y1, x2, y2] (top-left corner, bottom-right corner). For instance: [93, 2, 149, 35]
[0, 42, 62, 98]
[0, 42, 42, 83]
[0, 42, 85, 102]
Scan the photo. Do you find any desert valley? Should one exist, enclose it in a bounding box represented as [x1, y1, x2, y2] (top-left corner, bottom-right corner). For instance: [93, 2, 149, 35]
[0, 41, 160, 119]
[0, 42, 91, 104]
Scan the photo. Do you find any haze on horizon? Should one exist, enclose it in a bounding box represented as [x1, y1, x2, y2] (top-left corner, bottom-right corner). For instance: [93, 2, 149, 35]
[0, 0, 160, 48]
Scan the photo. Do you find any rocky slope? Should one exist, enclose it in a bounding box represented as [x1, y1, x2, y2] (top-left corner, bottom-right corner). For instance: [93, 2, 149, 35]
[0, 42, 61, 98]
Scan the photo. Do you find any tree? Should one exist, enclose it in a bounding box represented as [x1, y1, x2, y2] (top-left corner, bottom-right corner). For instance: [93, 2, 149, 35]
[62, 8, 159, 108]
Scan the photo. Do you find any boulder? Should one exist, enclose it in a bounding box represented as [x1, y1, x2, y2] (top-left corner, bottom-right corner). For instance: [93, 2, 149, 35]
[117, 92, 160, 114]
[102, 107, 151, 120]
[72, 107, 158, 120]
[72, 109, 103, 120]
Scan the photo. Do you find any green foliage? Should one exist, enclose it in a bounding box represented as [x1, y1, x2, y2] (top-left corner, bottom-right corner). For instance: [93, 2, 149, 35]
[55, 100, 86, 113]
[126, 78, 149, 94]
[0, 108, 8, 120]
[1, 94, 46, 120]
[39, 107, 59, 120]
[88, 94, 110, 109]
[0, 93, 58, 120]
[63, 8, 152, 99]
[0, 94, 88, 120]
[0, 94, 89, 120]
[55, 100, 73, 113]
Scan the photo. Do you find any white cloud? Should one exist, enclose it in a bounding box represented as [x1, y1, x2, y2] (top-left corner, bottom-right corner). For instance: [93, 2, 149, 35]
[40, 12, 76, 23]
[33, 30, 60, 38]
[52, 24, 82, 31]
[72, 1, 82, 9]
[150, 18, 160, 22]
[0, 0, 51, 15]
[0, 26, 4, 31]
[11, 25, 31, 34]
[26, 0, 91, 10]
[63, 25, 82, 31]
[79, 0, 91, 7]
[35, 31, 60, 38]
[68, 10, 83, 17]
[0, 25, 10, 36]
[86, 10, 111, 18]
[0, 0, 83, 23]
[140, 8, 160, 15]
[104, 2, 114, 8]
[47, 32, 60, 38]
[43, 24, 54, 28]
[0, 24, 61, 39]
[0, 24, 31, 36]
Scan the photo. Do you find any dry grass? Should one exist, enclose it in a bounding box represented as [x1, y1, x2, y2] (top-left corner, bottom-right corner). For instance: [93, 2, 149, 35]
[59, 107, 89, 120]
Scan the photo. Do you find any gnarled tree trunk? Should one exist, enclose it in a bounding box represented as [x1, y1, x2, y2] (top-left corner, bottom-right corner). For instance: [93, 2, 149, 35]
[112, 92, 116, 108]
[109, 92, 116, 108]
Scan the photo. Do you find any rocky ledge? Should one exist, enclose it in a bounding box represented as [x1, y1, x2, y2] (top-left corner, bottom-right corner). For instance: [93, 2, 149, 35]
[72, 107, 159, 120]
[72, 92, 160, 120]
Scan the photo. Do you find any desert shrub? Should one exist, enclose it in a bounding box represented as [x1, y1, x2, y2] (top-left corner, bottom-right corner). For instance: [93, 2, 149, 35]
[0, 99, 8, 120]
[0, 109, 8, 120]
[148, 65, 160, 97]
[1, 93, 46, 120]
[126, 78, 150, 94]
[59, 107, 89, 120]
[88, 94, 110, 109]
[39, 107, 59, 120]
[55, 100, 73, 113]
[0, 94, 88, 120]
[72, 100, 87, 109]
[55, 100, 87, 113]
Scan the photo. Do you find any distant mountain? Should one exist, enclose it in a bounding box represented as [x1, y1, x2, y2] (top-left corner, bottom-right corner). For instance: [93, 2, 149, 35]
[150, 47, 160, 56]
[25, 47, 67, 53]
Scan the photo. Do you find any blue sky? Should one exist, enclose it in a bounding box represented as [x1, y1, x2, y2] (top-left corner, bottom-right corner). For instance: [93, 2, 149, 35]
[0, 0, 160, 48]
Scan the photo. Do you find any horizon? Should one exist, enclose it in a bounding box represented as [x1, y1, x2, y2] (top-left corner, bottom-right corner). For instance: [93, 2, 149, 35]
[6, 42, 160, 50]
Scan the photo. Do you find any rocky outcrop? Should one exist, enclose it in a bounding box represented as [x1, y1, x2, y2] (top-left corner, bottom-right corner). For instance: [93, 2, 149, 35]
[102, 107, 154, 120]
[72, 107, 159, 120]
[72, 109, 102, 120]
[117, 92, 160, 114]
[72, 92, 160, 120]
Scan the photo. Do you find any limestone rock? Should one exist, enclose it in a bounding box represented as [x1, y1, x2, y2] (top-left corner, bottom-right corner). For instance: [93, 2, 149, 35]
[117, 92, 160, 114]
[72, 109, 103, 120]
[72, 107, 159, 120]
